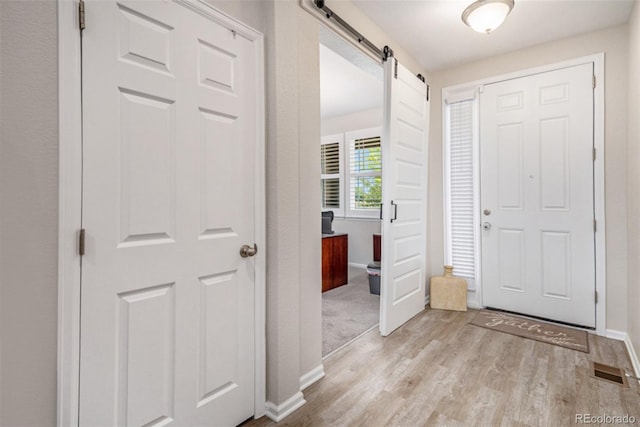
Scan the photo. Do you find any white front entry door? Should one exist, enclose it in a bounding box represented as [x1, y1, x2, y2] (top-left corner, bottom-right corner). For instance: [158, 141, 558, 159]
[380, 58, 429, 336]
[80, 1, 260, 425]
[480, 63, 595, 327]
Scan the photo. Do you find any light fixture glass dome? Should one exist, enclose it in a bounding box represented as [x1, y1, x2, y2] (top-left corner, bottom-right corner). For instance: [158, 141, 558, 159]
[462, 0, 514, 34]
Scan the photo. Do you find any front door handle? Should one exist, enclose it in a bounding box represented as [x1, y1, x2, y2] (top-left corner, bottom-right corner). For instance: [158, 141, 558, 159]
[240, 243, 258, 258]
[482, 222, 492, 231]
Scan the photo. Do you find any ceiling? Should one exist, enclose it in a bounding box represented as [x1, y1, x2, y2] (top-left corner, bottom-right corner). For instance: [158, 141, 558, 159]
[320, 28, 383, 119]
[320, 0, 635, 118]
[351, 0, 635, 71]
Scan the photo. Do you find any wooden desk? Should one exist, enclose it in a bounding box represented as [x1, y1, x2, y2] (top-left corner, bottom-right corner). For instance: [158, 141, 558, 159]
[373, 233, 381, 262]
[322, 233, 348, 292]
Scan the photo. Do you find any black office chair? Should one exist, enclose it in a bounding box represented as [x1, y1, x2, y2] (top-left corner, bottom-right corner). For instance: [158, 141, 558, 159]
[321, 211, 334, 234]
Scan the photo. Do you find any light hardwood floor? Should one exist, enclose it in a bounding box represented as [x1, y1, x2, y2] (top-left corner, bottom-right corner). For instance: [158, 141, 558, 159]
[247, 308, 640, 426]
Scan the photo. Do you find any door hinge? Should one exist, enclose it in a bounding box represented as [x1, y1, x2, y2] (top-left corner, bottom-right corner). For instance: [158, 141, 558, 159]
[426, 84, 430, 101]
[595, 290, 598, 304]
[79, 0, 86, 31]
[394, 58, 398, 79]
[79, 228, 86, 256]
[593, 147, 596, 161]
[593, 75, 596, 89]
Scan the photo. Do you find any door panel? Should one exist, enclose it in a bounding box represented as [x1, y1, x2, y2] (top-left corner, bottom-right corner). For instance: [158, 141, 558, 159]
[380, 58, 429, 336]
[80, 1, 257, 425]
[480, 63, 595, 327]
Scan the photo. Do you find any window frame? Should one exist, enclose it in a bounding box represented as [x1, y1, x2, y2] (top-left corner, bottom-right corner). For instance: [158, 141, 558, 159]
[320, 127, 383, 220]
[443, 91, 480, 292]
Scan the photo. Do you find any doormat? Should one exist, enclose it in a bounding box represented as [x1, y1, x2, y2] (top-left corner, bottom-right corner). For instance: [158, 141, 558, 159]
[470, 310, 589, 353]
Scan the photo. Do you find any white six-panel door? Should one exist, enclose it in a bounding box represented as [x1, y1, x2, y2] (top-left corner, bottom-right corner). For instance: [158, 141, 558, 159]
[380, 58, 429, 336]
[480, 63, 595, 327]
[80, 1, 258, 425]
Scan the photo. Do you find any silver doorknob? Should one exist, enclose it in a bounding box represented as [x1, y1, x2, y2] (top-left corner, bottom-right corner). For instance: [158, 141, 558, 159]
[482, 222, 492, 230]
[240, 244, 258, 258]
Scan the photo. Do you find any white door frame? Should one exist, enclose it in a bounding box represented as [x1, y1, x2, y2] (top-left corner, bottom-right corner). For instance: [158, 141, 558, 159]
[56, 1, 266, 425]
[442, 53, 606, 335]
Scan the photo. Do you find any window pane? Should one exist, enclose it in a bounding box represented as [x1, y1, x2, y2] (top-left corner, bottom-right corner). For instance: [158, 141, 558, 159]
[349, 135, 381, 212]
[321, 178, 340, 208]
[352, 137, 381, 173]
[351, 176, 381, 209]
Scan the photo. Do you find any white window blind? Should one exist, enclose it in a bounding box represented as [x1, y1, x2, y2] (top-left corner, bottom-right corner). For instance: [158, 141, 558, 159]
[321, 134, 344, 216]
[349, 136, 382, 211]
[321, 142, 340, 207]
[446, 100, 476, 280]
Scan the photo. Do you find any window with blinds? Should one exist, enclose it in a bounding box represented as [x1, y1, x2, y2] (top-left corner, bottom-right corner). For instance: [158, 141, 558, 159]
[321, 135, 344, 215]
[446, 100, 476, 281]
[321, 142, 341, 208]
[349, 136, 382, 211]
[320, 128, 381, 219]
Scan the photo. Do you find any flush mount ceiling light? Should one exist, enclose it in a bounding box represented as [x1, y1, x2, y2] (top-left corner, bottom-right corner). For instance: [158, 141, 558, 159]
[462, 0, 514, 34]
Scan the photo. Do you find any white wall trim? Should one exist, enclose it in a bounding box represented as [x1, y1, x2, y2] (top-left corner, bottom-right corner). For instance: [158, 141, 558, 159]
[605, 329, 627, 341]
[265, 392, 306, 422]
[57, 1, 267, 424]
[441, 53, 606, 332]
[606, 330, 640, 377]
[299, 364, 325, 391]
[592, 53, 607, 337]
[625, 335, 640, 378]
[57, 2, 83, 426]
[466, 291, 483, 310]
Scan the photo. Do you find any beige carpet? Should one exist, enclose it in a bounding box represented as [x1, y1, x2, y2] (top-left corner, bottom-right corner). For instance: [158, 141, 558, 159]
[470, 310, 589, 353]
[322, 267, 379, 356]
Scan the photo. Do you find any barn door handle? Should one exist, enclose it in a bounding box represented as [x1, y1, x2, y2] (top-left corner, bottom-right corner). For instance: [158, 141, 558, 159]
[379, 203, 383, 220]
[240, 243, 258, 258]
[390, 200, 398, 223]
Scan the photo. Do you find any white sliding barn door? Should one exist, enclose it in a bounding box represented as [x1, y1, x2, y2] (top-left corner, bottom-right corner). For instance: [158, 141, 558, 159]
[380, 58, 429, 336]
[80, 1, 260, 425]
[480, 63, 595, 327]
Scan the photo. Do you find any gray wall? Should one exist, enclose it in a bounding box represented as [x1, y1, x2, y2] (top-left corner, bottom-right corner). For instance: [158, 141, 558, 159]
[627, 2, 640, 361]
[0, 2, 59, 426]
[0, 1, 428, 423]
[333, 219, 381, 266]
[269, 0, 428, 404]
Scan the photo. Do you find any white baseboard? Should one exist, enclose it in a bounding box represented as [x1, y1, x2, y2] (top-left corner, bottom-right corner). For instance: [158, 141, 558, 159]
[605, 329, 640, 378]
[605, 329, 627, 341]
[625, 334, 640, 378]
[465, 290, 483, 310]
[348, 262, 367, 269]
[265, 392, 306, 422]
[300, 364, 325, 390]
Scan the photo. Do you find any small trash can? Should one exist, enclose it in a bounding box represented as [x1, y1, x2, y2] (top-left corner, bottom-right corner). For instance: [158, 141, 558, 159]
[366, 261, 381, 295]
